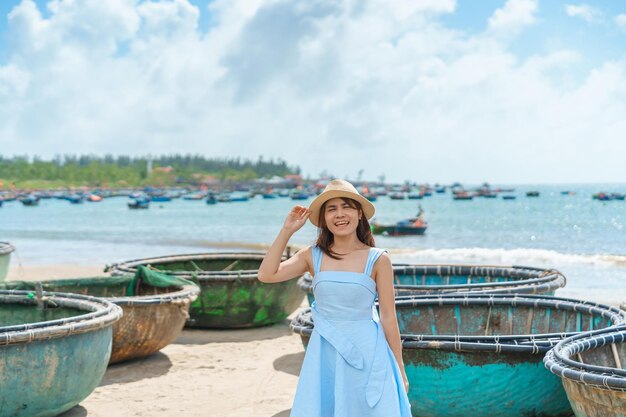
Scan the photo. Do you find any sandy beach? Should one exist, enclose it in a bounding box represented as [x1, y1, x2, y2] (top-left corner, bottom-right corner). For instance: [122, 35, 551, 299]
[6, 264, 305, 417]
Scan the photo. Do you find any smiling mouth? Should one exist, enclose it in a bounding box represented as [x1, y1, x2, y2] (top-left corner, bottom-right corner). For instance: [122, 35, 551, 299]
[334, 221, 349, 227]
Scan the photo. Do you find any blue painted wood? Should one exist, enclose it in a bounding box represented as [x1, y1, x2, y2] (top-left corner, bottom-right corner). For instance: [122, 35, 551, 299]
[0, 327, 112, 417]
[403, 349, 571, 417]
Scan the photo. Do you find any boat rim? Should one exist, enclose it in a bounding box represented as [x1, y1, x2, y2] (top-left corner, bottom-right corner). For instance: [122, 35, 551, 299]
[0, 242, 15, 256]
[290, 295, 626, 354]
[544, 326, 626, 390]
[0, 290, 122, 346]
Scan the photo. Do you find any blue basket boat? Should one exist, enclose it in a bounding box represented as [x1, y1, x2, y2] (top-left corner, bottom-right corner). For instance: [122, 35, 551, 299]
[0, 289, 122, 417]
[291, 294, 625, 417]
[297, 264, 567, 305]
[544, 326, 626, 417]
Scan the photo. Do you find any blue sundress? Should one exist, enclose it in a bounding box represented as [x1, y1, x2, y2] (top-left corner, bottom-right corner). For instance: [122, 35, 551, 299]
[290, 245, 412, 416]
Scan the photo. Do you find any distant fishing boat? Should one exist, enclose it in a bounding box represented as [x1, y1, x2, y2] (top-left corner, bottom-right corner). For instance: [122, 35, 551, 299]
[526, 191, 540, 197]
[206, 194, 217, 205]
[68, 194, 85, 204]
[182, 192, 206, 200]
[372, 221, 427, 236]
[452, 191, 473, 200]
[0, 290, 121, 416]
[20, 195, 39, 206]
[128, 198, 150, 209]
[150, 195, 171, 202]
[217, 193, 232, 202]
[407, 192, 424, 200]
[262, 193, 277, 199]
[290, 190, 308, 200]
[107, 252, 304, 329]
[87, 194, 103, 202]
[230, 192, 250, 202]
[502, 195, 517, 200]
[388, 192, 405, 200]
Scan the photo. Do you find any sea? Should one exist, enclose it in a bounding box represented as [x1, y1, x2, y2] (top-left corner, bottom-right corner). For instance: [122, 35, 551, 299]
[1, 184, 625, 304]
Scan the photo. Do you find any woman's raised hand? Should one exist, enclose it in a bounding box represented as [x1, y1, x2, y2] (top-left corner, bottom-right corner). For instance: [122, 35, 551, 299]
[283, 205, 311, 234]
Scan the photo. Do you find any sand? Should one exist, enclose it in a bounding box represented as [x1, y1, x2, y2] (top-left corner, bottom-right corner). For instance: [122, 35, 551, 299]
[6, 264, 303, 417]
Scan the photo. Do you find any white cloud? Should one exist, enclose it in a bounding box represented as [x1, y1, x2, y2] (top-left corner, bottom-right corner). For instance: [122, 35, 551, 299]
[616, 14, 626, 30]
[565, 4, 602, 23]
[1, 0, 626, 183]
[487, 0, 538, 35]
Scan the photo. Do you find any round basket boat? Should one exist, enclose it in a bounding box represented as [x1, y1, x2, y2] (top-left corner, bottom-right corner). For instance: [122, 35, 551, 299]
[0, 242, 15, 282]
[544, 326, 626, 417]
[106, 252, 304, 329]
[0, 276, 199, 364]
[0, 289, 122, 417]
[297, 264, 566, 305]
[290, 294, 626, 417]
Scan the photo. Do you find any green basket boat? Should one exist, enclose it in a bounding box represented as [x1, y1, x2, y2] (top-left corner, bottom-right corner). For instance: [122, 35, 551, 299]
[0, 289, 122, 417]
[297, 264, 566, 305]
[106, 252, 304, 329]
[291, 294, 626, 417]
[544, 326, 626, 417]
[0, 242, 15, 282]
[0, 275, 199, 364]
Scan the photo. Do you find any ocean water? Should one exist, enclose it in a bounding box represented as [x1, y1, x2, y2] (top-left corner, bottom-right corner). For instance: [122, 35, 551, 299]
[1, 184, 625, 304]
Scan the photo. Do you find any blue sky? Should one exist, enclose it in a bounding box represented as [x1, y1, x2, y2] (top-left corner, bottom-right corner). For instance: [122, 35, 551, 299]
[1, 0, 626, 183]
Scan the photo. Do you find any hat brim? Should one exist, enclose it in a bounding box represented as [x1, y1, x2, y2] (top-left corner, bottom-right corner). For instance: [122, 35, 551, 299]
[308, 190, 375, 227]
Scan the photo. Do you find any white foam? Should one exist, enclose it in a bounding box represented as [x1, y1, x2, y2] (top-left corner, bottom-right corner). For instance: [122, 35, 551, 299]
[389, 247, 626, 268]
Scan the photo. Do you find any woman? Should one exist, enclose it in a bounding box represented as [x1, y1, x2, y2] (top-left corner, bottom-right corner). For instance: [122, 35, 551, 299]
[258, 179, 411, 417]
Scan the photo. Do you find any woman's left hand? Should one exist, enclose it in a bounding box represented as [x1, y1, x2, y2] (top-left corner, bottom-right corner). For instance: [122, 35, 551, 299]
[403, 375, 409, 393]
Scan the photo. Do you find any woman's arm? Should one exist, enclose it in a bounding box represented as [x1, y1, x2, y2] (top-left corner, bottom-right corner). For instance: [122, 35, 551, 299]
[258, 206, 312, 283]
[374, 253, 409, 393]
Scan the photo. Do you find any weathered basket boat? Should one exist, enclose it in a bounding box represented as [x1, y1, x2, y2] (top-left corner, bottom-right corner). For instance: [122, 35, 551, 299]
[297, 264, 566, 305]
[544, 326, 626, 417]
[290, 294, 626, 417]
[0, 273, 199, 364]
[106, 252, 304, 329]
[0, 241, 14, 282]
[0, 289, 122, 417]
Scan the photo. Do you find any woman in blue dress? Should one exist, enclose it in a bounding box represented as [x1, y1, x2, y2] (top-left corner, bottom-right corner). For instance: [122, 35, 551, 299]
[259, 179, 412, 417]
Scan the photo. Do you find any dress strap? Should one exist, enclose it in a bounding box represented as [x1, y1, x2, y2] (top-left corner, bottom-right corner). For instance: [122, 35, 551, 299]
[363, 247, 387, 277]
[311, 245, 323, 275]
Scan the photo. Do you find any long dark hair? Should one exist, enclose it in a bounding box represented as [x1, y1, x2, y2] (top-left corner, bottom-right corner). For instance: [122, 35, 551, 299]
[315, 197, 375, 260]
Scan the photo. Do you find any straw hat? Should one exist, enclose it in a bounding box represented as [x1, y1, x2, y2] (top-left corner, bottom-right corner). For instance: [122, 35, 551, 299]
[308, 179, 375, 227]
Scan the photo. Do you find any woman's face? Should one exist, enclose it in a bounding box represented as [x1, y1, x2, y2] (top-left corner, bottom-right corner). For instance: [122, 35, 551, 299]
[324, 197, 362, 237]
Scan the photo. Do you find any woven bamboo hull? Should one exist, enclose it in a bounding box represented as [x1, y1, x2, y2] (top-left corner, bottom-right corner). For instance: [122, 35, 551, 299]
[188, 278, 303, 328]
[0, 290, 120, 417]
[562, 379, 626, 417]
[110, 300, 191, 364]
[0, 277, 198, 364]
[107, 252, 304, 329]
[0, 328, 113, 417]
[544, 327, 626, 417]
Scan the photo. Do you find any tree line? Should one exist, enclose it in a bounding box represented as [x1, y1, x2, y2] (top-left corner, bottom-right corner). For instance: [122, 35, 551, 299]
[0, 155, 300, 188]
